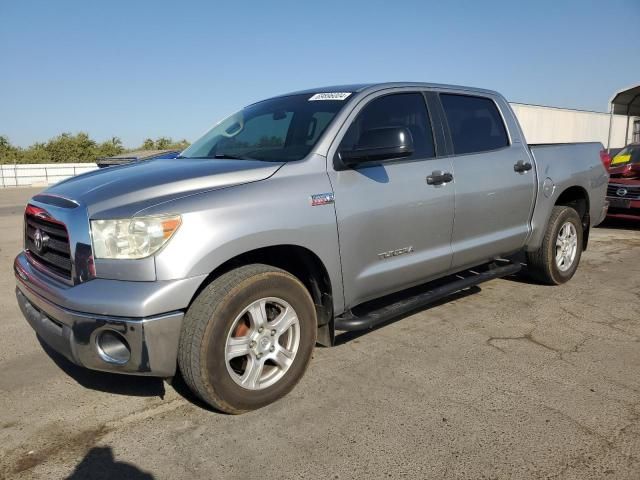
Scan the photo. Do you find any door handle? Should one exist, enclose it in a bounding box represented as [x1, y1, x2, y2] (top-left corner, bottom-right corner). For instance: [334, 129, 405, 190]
[514, 160, 532, 173]
[426, 171, 454, 186]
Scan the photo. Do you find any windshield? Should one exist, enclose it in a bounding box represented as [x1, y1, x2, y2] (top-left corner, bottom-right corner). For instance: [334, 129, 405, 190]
[181, 93, 351, 162]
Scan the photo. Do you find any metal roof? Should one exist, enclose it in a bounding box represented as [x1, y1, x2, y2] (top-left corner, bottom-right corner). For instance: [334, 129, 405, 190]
[610, 84, 640, 116]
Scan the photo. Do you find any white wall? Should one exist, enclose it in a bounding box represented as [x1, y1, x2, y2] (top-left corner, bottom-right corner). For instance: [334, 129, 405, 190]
[510, 103, 636, 148]
[0, 163, 98, 187]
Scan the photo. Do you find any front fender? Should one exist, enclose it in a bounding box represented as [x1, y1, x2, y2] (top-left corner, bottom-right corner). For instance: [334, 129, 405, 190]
[151, 159, 345, 314]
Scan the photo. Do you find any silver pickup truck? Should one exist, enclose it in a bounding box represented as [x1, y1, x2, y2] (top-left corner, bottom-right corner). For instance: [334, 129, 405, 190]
[15, 82, 608, 413]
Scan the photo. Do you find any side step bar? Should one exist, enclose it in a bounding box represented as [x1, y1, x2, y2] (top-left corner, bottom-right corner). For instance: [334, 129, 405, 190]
[334, 262, 521, 332]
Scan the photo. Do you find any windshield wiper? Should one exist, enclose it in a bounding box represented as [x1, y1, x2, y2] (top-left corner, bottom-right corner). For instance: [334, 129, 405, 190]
[213, 153, 254, 160]
[177, 153, 260, 160]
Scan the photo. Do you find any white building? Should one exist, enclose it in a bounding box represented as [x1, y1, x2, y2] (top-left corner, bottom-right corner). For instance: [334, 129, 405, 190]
[510, 103, 637, 148]
[510, 84, 640, 149]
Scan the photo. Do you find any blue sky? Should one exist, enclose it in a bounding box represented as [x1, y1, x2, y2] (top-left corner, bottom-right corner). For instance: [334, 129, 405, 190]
[1, 0, 639, 148]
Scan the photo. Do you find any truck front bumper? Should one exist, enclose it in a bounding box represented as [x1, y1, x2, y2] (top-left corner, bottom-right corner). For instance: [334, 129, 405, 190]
[14, 252, 196, 377]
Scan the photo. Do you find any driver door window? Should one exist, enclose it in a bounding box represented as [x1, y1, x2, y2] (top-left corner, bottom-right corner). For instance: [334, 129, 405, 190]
[339, 93, 435, 160]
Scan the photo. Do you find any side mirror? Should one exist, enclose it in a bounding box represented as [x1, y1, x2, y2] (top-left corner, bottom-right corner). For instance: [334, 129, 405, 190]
[338, 126, 414, 168]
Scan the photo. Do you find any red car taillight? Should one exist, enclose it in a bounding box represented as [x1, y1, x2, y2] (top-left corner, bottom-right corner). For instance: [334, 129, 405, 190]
[600, 150, 612, 170]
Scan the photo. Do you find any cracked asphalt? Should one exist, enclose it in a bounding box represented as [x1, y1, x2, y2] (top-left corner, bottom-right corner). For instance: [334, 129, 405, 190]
[1, 187, 639, 479]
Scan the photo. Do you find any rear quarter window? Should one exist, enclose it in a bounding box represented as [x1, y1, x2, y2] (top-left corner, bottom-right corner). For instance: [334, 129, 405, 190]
[440, 94, 509, 155]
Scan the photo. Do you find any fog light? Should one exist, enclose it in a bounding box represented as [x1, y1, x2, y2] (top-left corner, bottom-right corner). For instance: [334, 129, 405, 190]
[97, 330, 131, 365]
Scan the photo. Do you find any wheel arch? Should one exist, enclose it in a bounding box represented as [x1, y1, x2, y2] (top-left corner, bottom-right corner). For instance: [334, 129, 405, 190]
[554, 185, 591, 250]
[188, 244, 335, 346]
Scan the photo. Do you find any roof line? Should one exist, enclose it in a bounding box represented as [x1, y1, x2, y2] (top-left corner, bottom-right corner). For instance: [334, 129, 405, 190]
[509, 101, 611, 115]
[259, 81, 502, 104]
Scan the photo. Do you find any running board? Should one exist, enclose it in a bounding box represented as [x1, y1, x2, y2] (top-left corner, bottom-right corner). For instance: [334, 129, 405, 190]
[334, 262, 521, 332]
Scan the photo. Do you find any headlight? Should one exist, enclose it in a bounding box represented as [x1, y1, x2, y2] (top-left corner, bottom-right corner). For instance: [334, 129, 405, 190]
[90, 215, 181, 259]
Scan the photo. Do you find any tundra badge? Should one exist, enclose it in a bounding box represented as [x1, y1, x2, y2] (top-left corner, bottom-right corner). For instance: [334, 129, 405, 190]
[378, 246, 414, 260]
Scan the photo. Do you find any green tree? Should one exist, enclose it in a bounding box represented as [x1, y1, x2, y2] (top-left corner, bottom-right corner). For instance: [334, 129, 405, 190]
[22, 142, 51, 163]
[44, 132, 97, 163]
[0, 132, 191, 164]
[138, 137, 190, 151]
[155, 137, 172, 149]
[96, 136, 124, 158]
[0, 135, 20, 163]
[170, 138, 190, 150]
[142, 138, 155, 150]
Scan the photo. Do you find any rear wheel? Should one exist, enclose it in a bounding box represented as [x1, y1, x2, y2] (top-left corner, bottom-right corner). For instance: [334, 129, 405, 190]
[526, 206, 583, 285]
[178, 264, 317, 414]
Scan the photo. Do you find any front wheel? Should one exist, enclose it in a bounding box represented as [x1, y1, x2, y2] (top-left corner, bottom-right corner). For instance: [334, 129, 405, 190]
[526, 205, 583, 285]
[178, 264, 317, 414]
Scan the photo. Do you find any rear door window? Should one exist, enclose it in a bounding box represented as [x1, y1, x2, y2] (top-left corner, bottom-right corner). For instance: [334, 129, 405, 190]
[440, 94, 509, 155]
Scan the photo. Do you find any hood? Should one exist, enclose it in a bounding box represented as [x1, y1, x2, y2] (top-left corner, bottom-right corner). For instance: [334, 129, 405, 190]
[45, 158, 284, 217]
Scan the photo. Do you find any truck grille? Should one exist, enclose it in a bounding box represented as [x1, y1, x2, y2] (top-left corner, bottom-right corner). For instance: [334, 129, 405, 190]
[607, 184, 640, 199]
[25, 207, 72, 281]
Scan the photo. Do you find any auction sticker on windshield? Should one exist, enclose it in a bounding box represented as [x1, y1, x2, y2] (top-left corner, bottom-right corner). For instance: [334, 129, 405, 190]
[308, 92, 352, 101]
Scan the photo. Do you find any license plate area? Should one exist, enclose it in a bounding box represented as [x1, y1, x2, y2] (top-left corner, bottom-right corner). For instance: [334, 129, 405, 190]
[609, 197, 631, 209]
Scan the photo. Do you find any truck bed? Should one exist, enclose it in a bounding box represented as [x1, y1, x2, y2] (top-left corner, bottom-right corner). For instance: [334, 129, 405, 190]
[526, 142, 609, 250]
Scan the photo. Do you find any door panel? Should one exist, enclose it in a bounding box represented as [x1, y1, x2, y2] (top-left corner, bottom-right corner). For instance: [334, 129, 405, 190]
[450, 145, 535, 268]
[438, 93, 536, 268]
[332, 160, 455, 307]
[329, 92, 455, 308]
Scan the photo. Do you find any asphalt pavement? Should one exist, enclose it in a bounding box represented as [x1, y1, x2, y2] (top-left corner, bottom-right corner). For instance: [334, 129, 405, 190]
[1, 187, 638, 479]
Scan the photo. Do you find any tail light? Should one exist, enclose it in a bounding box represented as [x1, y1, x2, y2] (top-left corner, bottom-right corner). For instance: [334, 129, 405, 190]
[599, 150, 612, 170]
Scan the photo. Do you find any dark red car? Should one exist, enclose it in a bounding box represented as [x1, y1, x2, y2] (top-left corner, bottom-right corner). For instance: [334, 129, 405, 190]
[606, 143, 640, 221]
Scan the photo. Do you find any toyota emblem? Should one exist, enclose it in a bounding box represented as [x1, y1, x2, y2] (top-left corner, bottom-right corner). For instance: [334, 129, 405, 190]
[33, 228, 49, 253]
[616, 188, 628, 197]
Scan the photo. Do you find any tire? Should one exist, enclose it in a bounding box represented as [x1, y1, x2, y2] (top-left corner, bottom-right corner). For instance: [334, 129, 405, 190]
[178, 264, 317, 414]
[526, 206, 583, 285]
